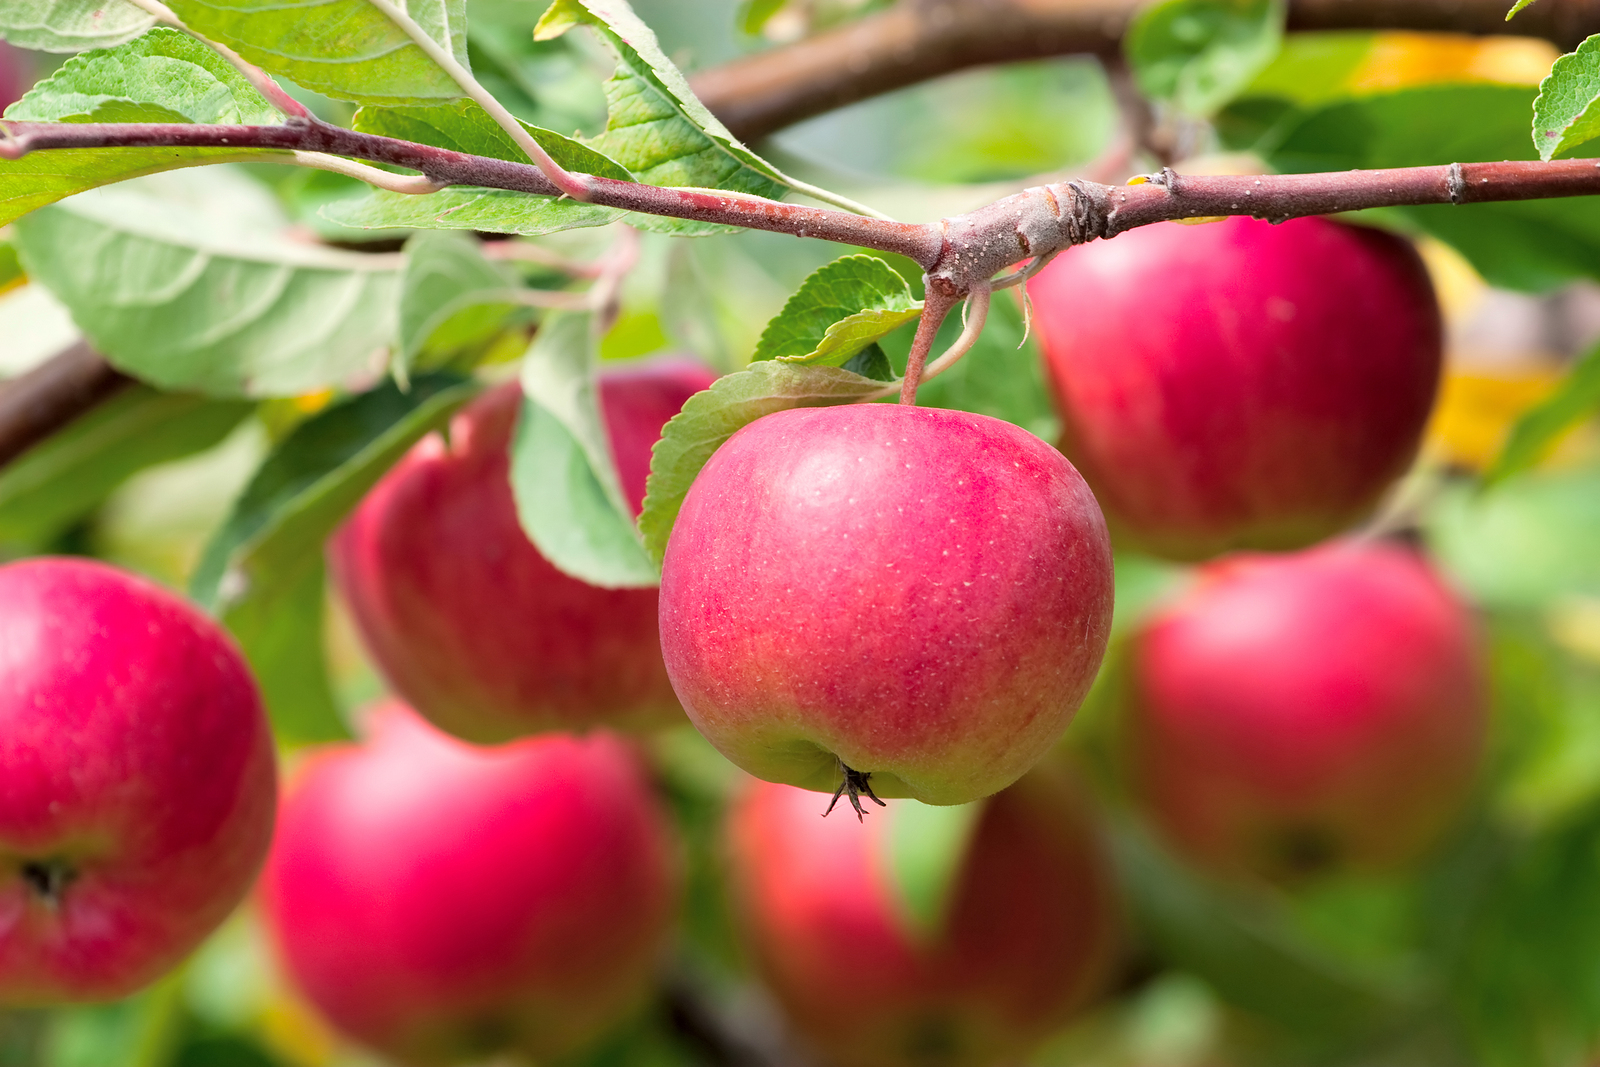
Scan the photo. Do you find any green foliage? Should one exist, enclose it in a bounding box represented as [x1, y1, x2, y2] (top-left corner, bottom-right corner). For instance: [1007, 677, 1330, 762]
[14, 170, 403, 397]
[192, 374, 481, 742]
[1125, 0, 1286, 116]
[0, 0, 154, 53]
[0, 387, 252, 551]
[882, 799, 985, 941]
[637, 361, 893, 563]
[1534, 35, 1600, 160]
[164, 0, 472, 106]
[512, 311, 660, 587]
[1507, 0, 1543, 17]
[1489, 343, 1600, 484]
[397, 229, 520, 376]
[750, 254, 921, 367]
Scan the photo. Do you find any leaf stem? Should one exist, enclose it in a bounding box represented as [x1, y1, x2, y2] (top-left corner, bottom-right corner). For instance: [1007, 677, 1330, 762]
[291, 152, 444, 194]
[361, 0, 593, 201]
[920, 285, 993, 387]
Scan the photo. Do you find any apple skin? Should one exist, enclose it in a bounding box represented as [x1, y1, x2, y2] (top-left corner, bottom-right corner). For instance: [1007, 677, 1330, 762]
[259, 701, 680, 1066]
[0, 557, 277, 1004]
[329, 358, 718, 744]
[727, 766, 1120, 1067]
[0, 44, 33, 114]
[1028, 216, 1442, 561]
[1129, 540, 1486, 881]
[659, 403, 1114, 807]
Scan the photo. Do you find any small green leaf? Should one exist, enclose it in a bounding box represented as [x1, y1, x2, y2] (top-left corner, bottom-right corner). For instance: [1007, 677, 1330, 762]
[534, 0, 790, 198]
[193, 373, 481, 742]
[1507, 0, 1543, 19]
[752, 254, 920, 366]
[14, 169, 403, 397]
[883, 800, 985, 941]
[512, 312, 659, 587]
[1533, 36, 1600, 161]
[0, 387, 252, 550]
[841, 343, 894, 382]
[7, 27, 279, 124]
[1488, 344, 1600, 484]
[0, 242, 22, 292]
[398, 230, 519, 376]
[165, 0, 471, 106]
[1126, 0, 1286, 116]
[738, 0, 786, 35]
[0, 0, 154, 52]
[638, 361, 894, 563]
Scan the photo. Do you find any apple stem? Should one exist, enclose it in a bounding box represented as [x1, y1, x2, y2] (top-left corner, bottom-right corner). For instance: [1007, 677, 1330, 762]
[899, 280, 962, 405]
[824, 760, 888, 821]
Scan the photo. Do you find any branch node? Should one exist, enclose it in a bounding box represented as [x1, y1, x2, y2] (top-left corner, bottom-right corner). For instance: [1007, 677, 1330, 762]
[1447, 162, 1467, 205]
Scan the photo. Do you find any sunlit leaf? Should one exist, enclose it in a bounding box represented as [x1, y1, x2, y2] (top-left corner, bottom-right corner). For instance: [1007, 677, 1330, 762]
[0, 0, 154, 53]
[1533, 35, 1600, 160]
[1126, 0, 1286, 116]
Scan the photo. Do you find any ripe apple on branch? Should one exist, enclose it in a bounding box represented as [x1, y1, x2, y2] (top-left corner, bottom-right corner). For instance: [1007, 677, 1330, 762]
[1, 0, 1600, 1064]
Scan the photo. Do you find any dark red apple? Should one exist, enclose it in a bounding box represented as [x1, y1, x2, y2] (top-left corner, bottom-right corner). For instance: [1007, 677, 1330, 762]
[260, 701, 680, 1065]
[329, 358, 717, 744]
[0, 557, 277, 1004]
[728, 767, 1120, 1067]
[1028, 216, 1442, 561]
[1129, 540, 1486, 880]
[659, 403, 1114, 808]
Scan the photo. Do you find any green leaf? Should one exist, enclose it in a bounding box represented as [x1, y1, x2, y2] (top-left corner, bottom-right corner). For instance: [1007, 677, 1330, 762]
[638, 361, 894, 564]
[0, 1, 154, 52]
[0, 30, 294, 226]
[1427, 463, 1600, 608]
[535, 0, 788, 198]
[883, 799, 985, 941]
[7, 27, 279, 124]
[326, 101, 733, 236]
[0, 242, 23, 292]
[1488, 344, 1600, 484]
[752, 254, 920, 367]
[14, 169, 403, 397]
[1244, 84, 1600, 291]
[1533, 35, 1600, 161]
[192, 373, 481, 741]
[738, 0, 786, 35]
[1507, 0, 1543, 18]
[0, 386, 251, 550]
[1125, 0, 1286, 116]
[512, 311, 658, 587]
[164, 0, 471, 106]
[397, 229, 518, 376]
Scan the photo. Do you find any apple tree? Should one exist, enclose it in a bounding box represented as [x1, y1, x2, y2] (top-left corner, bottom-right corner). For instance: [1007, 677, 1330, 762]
[4, 0, 1600, 1064]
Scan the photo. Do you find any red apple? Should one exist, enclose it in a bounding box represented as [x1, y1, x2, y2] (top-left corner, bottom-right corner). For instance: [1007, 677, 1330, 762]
[0, 557, 277, 1004]
[1027, 216, 1442, 561]
[728, 767, 1120, 1067]
[659, 403, 1114, 808]
[260, 701, 680, 1065]
[1129, 540, 1486, 880]
[329, 358, 717, 744]
[0, 44, 33, 114]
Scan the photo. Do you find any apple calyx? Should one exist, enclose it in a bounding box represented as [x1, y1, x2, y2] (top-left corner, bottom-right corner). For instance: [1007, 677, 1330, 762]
[19, 860, 75, 910]
[824, 761, 888, 821]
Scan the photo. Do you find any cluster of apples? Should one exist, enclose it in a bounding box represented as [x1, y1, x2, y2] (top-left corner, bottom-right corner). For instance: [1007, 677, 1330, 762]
[0, 213, 1485, 1066]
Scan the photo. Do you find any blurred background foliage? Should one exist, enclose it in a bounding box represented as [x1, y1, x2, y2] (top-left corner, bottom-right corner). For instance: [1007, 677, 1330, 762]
[6, 0, 1600, 1064]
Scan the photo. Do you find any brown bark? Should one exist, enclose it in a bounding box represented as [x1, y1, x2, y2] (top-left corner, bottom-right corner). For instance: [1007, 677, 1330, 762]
[0, 343, 131, 468]
[691, 0, 1600, 143]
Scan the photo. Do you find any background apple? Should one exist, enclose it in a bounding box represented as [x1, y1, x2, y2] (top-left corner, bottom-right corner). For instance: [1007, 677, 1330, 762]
[260, 701, 680, 1065]
[727, 766, 1121, 1067]
[1027, 216, 1442, 561]
[329, 358, 717, 744]
[1129, 540, 1486, 881]
[0, 44, 32, 114]
[0, 558, 277, 1004]
[659, 403, 1114, 808]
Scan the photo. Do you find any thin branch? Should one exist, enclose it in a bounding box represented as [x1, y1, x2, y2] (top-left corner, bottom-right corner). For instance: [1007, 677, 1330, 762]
[900, 278, 963, 404]
[290, 151, 445, 194]
[690, 0, 1600, 143]
[0, 343, 132, 467]
[363, 0, 592, 201]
